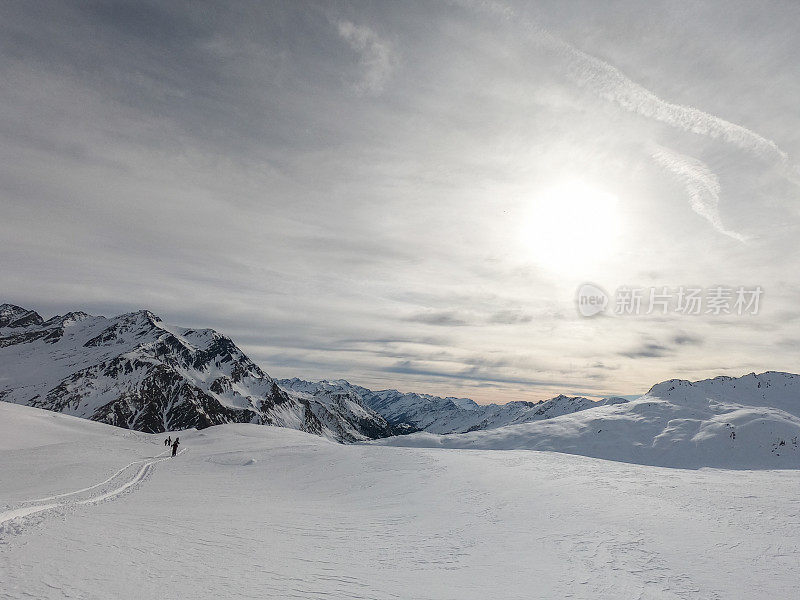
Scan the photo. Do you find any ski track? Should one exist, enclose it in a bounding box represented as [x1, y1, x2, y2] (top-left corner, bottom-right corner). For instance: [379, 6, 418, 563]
[32, 449, 170, 502]
[0, 448, 186, 532]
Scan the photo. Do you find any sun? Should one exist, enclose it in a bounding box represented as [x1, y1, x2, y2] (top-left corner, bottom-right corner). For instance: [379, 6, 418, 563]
[520, 182, 622, 276]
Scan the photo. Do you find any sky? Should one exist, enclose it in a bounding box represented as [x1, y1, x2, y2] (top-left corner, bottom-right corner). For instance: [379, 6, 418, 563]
[2, 0, 799, 403]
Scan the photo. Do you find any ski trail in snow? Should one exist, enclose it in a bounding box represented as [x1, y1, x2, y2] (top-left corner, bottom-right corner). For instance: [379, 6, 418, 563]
[77, 450, 183, 506]
[0, 449, 186, 530]
[32, 450, 171, 502]
[0, 503, 59, 525]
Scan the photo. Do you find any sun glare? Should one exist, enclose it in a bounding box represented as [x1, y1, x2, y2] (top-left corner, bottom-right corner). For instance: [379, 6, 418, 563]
[520, 182, 622, 275]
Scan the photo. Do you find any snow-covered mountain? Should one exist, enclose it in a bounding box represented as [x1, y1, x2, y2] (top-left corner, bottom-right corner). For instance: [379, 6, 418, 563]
[278, 377, 628, 434]
[374, 371, 800, 469]
[6, 302, 798, 468]
[0, 304, 394, 442]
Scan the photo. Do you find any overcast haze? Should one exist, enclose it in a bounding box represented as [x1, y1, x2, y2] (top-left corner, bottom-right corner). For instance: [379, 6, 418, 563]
[2, 0, 799, 403]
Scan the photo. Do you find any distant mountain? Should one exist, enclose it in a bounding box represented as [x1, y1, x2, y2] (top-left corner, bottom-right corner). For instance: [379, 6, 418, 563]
[11, 301, 796, 469]
[374, 371, 800, 469]
[0, 304, 394, 442]
[278, 377, 628, 434]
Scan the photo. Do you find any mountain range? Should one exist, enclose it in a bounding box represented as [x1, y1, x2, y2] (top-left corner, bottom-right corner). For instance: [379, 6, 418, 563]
[0, 303, 620, 442]
[0, 303, 394, 442]
[3, 302, 799, 468]
[277, 377, 628, 434]
[375, 371, 800, 469]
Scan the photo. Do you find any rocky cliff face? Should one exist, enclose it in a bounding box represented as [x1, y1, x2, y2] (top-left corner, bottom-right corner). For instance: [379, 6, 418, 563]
[0, 304, 393, 442]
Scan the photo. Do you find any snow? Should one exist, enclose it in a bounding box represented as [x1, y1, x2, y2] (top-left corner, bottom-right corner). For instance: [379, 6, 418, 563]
[449, 396, 482, 410]
[2, 401, 800, 599]
[278, 378, 627, 434]
[373, 372, 800, 470]
[0, 401, 125, 451]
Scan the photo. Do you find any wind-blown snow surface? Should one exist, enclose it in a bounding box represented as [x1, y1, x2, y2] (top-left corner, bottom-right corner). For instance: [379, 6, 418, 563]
[374, 372, 800, 470]
[2, 402, 799, 599]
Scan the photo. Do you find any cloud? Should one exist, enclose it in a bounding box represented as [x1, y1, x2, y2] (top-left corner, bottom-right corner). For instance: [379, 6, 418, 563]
[672, 333, 704, 346]
[407, 311, 470, 327]
[445, 0, 514, 20]
[619, 332, 704, 359]
[554, 36, 790, 165]
[337, 20, 396, 95]
[462, 0, 795, 171]
[590, 361, 620, 371]
[385, 360, 602, 389]
[406, 308, 534, 327]
[488, 309, 533, 324]
[618, 342, 671, 359]
[651, 145, 747, 241]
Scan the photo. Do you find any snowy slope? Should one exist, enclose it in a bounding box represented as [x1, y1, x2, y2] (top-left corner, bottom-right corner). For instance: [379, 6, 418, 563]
[0, 303, 393, 442]
[278, 377, 628, 434]
[375, 371, 800, 469]
[2, 401, 799, 599]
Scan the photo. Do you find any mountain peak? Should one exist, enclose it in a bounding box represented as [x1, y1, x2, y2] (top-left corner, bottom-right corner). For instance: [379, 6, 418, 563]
[0, 306, 394, 442]
[123, 309, 161, 322]
[0, 303, 43, 328]
[647, 371, 799, 398]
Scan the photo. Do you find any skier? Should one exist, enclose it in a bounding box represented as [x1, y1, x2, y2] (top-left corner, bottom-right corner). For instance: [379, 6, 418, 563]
[171, 437, 180, 457]
[165, 436, 171, 447]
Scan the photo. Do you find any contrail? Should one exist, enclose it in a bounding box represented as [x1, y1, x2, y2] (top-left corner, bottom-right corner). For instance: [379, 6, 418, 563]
[559, 44, 788, 164]
[453, 0, 791, 166]
[651, 145, 748, 242]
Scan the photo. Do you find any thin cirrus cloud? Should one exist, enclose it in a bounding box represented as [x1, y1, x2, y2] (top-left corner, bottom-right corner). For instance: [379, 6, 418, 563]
[337, 20, 397, 95]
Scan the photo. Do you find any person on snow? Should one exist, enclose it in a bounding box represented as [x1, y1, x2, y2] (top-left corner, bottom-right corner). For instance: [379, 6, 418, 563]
[171, 437, 180, 457]
[165, 436, 172, 447]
